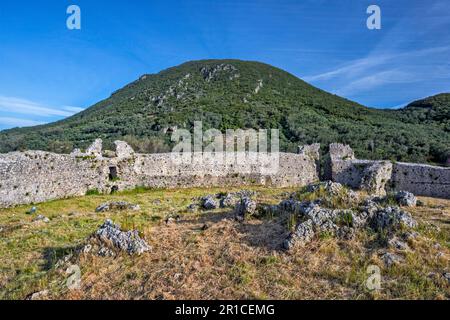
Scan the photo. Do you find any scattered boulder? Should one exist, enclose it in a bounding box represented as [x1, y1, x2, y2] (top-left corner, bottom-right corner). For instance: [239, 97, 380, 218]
[370, 206, 418, 231]
[95, 201, 140, 212]
[382, 252, 403, 267]
[201, 195, 218, 210]
[395, 191, 417, 207]
[32, 215, 50, 223]
[306, 181, 344, 196]
[187, 203, 199, 213]
[283, 202, 364, 249]
[388, 237, 409, 251]
[220, 193, 237, 208]
[165, 215, 181, 225]
[94, 219, 150, 255]
[283, 220, 315, 249]
[234, 197, 257, 222]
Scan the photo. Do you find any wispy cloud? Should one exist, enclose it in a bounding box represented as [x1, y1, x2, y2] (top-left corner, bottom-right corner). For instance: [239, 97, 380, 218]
[303, 45, 450, 100]
[0, 96, 83, 117]
[0, 96, 85, 130]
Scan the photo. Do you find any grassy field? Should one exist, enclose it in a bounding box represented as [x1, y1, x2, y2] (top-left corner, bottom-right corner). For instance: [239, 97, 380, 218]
[0, 186, 449, 300]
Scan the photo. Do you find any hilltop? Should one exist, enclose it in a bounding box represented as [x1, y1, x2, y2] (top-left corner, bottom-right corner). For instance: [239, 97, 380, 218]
[0, 60, 448, 164]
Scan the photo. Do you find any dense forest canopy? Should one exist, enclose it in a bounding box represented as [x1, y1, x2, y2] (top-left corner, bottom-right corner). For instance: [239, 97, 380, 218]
[0, 60, 449, 165]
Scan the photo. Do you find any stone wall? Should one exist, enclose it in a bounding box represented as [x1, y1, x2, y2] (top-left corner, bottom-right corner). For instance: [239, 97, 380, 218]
[392, 162, 450, 199]
[329, 143, 450, 199]
[0, 140, 319, 208]
[1, 140, 448, 208]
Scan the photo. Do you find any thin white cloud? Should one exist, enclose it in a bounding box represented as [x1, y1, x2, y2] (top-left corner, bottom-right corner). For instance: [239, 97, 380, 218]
[304, 46, 450, 84]
[0, 96, 83, 117]
[335, 70, 418, 97]
[62, 106, 85, 113]
[0, 116, 45, 128]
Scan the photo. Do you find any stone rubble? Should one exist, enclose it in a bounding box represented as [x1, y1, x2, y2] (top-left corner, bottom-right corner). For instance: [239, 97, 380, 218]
[395, 191, 417, 207]
[94, 219, 150, 255]
[95, 201, 141, 212]
[370, 206, 418, 231]
[382, 252, 403, 267]
[234, 197, 257, 222]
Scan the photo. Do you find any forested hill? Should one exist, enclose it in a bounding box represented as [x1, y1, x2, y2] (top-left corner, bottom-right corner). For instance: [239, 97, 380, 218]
[0, 59, 449, 165]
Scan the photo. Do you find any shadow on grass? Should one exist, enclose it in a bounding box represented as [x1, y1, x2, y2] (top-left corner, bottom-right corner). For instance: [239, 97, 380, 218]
[40, 245, 80, 271]
[179, 206, 289, 251]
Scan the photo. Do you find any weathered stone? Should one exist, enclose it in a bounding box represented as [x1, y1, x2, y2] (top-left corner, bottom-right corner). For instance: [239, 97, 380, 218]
[395, 191, 417, 207]
[26, 290, 49, 300]
[114, 141, 135, 159]
[219, 193, 237, 208]
[360, 161, 393, 196]
[382, 252, 403, 267]
[388, 237, 409, 251]
[201, 195, 218, 210]
[234, 197, 257, 221]
[95, 201, 140, 212]
[370, 206, 418, 231]
[95, 219, 150, 255]
[336, 226, 355, 240]
[329, 143, 355, 161]
[283, 220, 315, 249]
[70, 148, 83, 157]
[32, 215, 50, 223]
[306, 181, 344, 196]
[187, 203, 199, 212]
[86, 138, 102, 157]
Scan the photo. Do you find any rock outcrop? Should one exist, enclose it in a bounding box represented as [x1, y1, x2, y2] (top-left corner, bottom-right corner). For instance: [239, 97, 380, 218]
[93, 219, 150, 255]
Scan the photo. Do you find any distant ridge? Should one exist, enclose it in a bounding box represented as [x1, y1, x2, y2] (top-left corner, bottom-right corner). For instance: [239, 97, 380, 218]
[0, 59, 449, 164]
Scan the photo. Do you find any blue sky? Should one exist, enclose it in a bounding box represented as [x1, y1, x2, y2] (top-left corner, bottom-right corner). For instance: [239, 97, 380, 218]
[0, 0, 449, 130]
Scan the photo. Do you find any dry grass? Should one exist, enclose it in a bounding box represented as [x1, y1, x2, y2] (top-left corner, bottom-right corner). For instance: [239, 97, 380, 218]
[0, 187, 449, 300]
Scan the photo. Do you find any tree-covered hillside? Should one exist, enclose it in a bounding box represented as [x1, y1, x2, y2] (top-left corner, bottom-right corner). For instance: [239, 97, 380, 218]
[0, 59, 449, 165]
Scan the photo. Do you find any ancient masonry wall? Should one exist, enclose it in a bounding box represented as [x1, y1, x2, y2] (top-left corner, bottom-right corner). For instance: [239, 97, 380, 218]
[0, 140, 319, 208]
[329, 143, 450, 199]
[1, 140, 449, 208]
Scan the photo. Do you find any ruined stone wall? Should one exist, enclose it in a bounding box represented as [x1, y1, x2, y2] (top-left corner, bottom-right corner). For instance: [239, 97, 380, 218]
[0, 151, 110, 208]
[2, 140, 448, 208]
[391, 162, 450, 199]
[0, 142, 319, 208]
[329, 143, 450, 199]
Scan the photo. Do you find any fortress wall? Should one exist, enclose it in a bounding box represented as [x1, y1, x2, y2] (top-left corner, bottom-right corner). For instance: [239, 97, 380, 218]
[0, 149, 319, 208]
[392, 162, 450, 199]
